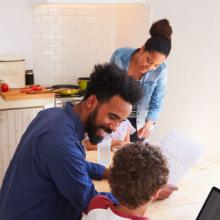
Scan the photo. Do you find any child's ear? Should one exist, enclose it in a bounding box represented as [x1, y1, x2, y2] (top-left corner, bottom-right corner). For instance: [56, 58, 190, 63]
[151, 189, 160, 201]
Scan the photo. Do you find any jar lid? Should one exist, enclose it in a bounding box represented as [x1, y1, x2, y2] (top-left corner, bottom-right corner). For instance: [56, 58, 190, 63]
[25, 70, 33, 75]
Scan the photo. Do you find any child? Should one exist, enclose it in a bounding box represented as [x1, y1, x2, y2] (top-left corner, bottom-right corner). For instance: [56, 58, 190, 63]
[85, 143, 169, 220]
[83, 119, 135, 151]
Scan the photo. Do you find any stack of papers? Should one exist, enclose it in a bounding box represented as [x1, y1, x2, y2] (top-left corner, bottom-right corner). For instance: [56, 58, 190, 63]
[158, 132, 204, 185]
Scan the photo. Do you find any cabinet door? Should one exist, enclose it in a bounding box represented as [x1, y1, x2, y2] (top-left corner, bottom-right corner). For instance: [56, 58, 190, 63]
[0, 107, 43, 186]
[0, 111, 8, 186]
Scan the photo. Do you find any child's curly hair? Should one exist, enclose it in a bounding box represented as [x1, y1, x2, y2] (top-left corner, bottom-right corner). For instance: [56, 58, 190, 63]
[108, 143, 169, 208]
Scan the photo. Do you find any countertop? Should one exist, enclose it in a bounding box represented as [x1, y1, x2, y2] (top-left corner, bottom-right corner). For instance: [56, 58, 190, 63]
[0, 89, 55, 110]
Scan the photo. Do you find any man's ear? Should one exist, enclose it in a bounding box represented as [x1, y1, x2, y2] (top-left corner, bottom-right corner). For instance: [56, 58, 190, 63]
[140, 45, 145, 52]
[85, 95, 98, 110]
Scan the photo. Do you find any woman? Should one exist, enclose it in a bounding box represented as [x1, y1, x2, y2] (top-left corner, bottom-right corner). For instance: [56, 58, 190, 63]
[110, 18, 172, 142]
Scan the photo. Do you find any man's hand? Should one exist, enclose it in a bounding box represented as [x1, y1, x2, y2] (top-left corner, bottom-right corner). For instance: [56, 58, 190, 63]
[155, 184, 178, 200]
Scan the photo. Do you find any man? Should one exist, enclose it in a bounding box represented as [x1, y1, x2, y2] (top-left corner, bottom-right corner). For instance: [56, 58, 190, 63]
[0, 63, 143, 220]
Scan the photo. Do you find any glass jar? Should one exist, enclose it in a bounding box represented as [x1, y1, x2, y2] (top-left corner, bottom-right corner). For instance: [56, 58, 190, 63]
[25, 70, 34, 85]
[0, 80, 3, 92]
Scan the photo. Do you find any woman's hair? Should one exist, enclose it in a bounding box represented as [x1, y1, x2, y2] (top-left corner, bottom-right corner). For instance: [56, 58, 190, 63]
[108, 143, 169, 209]
[84, 63, 143, 105]
[144, 18, 172, 57]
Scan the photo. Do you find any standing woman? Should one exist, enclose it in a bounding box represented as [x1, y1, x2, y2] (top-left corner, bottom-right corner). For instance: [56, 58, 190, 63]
[110, 19, 172, 142]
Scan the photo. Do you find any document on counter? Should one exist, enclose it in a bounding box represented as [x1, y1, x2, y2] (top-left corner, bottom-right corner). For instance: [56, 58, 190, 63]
[158, 132, 204, 185]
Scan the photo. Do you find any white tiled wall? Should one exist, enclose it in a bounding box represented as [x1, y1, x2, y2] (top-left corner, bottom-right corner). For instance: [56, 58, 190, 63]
[33, 4, 150, 86]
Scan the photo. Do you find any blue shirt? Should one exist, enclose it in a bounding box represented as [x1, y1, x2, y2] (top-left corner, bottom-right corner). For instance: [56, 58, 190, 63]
[0, 102, 115, 220]
[110, 47, 167, 129]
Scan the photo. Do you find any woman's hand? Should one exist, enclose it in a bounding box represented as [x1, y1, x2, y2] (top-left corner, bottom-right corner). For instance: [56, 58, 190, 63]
[137, 120, 154, 139]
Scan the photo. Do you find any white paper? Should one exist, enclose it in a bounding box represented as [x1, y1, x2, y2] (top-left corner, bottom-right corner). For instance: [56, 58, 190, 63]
[158, 132, 204, 185]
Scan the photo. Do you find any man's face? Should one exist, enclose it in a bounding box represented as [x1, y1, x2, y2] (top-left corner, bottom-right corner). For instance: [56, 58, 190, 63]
[86, 95, 132, 144]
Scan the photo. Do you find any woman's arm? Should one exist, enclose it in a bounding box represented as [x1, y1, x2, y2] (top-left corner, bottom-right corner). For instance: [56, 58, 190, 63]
[146, 67, 167, 122]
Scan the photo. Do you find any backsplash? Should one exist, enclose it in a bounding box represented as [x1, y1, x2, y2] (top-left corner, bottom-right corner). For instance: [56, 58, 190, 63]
[33, 4, 150, 86]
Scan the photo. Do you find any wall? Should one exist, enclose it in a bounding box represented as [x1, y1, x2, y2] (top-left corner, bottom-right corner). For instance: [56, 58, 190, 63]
[0, 0, 33, 68]
[33, 4, 150, 86]
[1, 0, 219, 164]
[148, 0, 220, 164]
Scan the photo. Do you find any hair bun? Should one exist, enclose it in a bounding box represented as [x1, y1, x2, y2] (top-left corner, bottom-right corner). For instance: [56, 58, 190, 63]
[149, 19, 172, 41]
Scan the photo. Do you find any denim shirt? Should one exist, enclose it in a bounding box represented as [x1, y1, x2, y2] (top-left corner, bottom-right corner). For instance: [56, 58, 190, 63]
[110, 47, 167, 129]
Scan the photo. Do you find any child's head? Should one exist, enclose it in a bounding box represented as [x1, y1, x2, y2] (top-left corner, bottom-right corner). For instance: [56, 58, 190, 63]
[108, 143, 169, 209]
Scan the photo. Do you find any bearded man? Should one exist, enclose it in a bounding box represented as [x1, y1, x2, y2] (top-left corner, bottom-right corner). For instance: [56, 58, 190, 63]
[0, 63, 143, 220]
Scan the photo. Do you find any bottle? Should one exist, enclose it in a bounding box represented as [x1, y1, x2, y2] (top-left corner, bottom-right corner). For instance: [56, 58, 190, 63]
[25, 70, 34, 85]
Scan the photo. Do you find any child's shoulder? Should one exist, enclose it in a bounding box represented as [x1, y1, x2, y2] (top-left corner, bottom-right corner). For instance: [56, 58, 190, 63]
[87, 195, 112, 212]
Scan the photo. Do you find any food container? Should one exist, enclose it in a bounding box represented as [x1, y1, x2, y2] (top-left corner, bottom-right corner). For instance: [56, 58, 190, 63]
[0, 56, 25, 88]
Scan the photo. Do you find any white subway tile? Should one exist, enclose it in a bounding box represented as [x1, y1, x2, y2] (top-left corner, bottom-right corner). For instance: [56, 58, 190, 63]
[49, 8, 62, 16]
[57, 16, 71, 24]
[83, 16, 97, 23]
[33, 4, 150, 85]
[61, 8, 76, 16]
[42, 32, 56, 40]
[34, 24, 49, 32]
[70, 16, 83, 24]
[90, 23, 103, 32]
[76, 8, 91, 16]
[34, 7, 49, 16]
[76, 23, 90, 32]
[96, 15, 116, 24]
[55, 48, 70, 55]
[48, 39, 62, 48]
[68, 32, 84, 40]
[62, 39, 77, 47]
[34, 16, 42, 24]
[56, 32, 71, 40]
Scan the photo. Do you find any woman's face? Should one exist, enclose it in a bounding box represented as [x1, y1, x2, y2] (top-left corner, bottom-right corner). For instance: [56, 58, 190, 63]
[136, 47, 167, 74]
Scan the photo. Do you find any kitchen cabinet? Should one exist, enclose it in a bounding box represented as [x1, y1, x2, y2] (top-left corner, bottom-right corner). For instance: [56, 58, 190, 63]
[0, 107, 44, 186]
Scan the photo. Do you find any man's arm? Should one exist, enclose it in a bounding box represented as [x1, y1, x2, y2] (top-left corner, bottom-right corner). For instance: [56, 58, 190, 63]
[85, 161, 107, 180]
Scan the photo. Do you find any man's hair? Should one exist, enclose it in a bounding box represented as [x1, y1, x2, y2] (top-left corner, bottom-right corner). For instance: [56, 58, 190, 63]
[84, 63, 143, 105]
[109, 143, 169, 209]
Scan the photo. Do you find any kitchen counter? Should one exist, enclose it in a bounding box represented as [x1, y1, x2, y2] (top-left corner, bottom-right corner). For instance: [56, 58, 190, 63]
[0, 89, 55, 110]
[0, 96, 54, 110]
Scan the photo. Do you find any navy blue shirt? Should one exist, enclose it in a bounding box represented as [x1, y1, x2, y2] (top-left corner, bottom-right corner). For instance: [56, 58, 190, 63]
[0, 103, 115, 220]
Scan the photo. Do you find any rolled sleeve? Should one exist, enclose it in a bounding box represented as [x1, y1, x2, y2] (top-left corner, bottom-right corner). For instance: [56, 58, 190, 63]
[146, 68, 167, 122]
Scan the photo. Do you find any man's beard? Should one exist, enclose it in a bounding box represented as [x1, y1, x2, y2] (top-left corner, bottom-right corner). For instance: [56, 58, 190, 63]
[86, 107, 112, 144]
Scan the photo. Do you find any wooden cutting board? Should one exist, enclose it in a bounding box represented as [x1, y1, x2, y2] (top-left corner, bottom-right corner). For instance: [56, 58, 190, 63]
[0, 89, 55, 101]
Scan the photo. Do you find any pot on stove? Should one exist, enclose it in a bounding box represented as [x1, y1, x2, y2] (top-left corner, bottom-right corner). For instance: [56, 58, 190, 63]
[78, 77, 90, 91]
